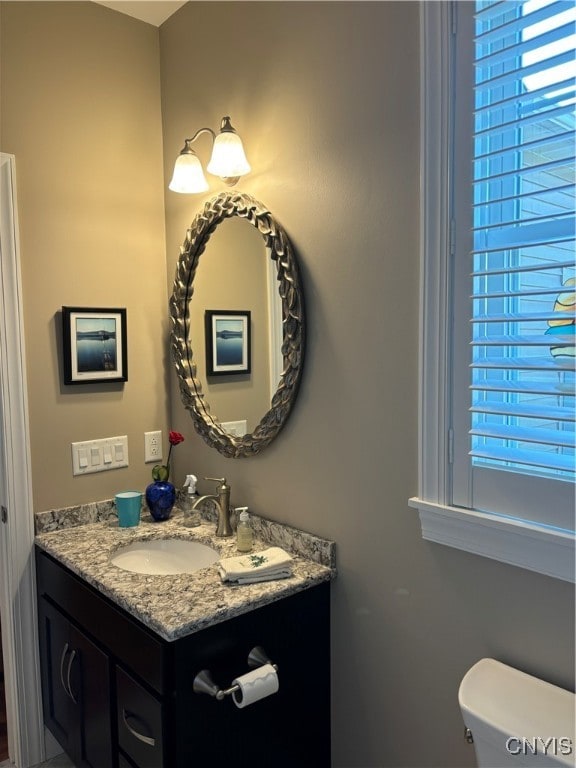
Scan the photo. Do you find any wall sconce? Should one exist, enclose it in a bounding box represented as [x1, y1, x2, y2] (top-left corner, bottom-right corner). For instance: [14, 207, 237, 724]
[169, 116, 251, 194]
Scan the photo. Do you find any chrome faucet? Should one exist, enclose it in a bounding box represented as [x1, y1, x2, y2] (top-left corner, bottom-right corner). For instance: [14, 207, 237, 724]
[190, 477, 233, 537]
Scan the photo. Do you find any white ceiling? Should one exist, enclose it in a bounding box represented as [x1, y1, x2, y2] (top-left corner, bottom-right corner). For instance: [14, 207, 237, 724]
[93, 1, 187, 27]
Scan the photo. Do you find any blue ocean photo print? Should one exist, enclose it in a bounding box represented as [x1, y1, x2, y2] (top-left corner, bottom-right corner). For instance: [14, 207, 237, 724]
[62, 306, 128, 384]
[205, 309, 251, 376]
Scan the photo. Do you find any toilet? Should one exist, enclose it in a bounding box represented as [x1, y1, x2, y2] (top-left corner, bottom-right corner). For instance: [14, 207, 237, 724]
[459, 658, 575, 767]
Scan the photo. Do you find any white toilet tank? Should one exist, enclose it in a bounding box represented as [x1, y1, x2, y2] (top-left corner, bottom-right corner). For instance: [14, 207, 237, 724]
[459, 658, 575, 768]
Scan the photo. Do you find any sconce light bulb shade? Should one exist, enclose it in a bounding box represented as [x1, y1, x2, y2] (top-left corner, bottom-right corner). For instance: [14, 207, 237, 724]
[169, 152, 209, 194]
[207, 131, 251, 180]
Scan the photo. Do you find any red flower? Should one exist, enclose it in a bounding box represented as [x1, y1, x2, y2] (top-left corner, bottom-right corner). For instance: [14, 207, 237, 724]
[169, 431, 185, 446]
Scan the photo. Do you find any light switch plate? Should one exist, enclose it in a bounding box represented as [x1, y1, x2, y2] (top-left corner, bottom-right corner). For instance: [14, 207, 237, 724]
[72, 435, 128, 476]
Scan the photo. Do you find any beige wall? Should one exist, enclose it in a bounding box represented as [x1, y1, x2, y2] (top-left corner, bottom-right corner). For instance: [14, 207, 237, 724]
[161, 3, 575, 768]
[0, 1, 168, 509]
[1, 2, 573, 766]
[190, 216, 272, 432]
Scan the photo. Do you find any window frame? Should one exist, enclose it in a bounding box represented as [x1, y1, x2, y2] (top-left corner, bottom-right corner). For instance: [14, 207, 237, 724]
[409, 0, 575, 584]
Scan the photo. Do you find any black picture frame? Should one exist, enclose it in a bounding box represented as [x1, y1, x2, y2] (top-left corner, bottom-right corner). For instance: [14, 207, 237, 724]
[205, 310, 251, 376]
[62, 306, 128, 385]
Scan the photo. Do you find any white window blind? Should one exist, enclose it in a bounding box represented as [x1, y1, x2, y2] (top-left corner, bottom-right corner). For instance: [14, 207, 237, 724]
[470, 0, 575, 482]
[411, 1, 575, 582]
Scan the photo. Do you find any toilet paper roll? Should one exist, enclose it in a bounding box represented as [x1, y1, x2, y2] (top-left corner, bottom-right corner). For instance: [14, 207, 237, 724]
[232, 663, 279, 709]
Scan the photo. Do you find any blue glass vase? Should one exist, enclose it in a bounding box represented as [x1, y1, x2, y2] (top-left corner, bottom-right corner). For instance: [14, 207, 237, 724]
[145, 480, 176, 521]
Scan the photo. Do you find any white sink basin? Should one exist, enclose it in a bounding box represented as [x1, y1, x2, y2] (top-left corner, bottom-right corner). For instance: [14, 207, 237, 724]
[110, 538, 220, 575]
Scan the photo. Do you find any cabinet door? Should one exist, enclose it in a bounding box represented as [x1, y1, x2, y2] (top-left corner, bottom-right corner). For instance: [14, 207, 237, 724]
[70, 625, 113, 768]
[38, 598, 113, 768]
[38, 598, 75, 752]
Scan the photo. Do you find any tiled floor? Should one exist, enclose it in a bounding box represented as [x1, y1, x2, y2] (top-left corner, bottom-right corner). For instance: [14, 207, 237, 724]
[36, 757, 75, 768]
[0, 753, 75, 768]
[39, 757, 75, 768]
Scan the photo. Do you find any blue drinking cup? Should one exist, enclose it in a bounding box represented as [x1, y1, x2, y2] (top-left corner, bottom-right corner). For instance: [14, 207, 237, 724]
[115, 491, 142, 528]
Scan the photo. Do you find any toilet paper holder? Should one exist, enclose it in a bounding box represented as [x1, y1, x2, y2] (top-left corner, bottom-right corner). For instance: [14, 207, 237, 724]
[193, 645, 278, 701]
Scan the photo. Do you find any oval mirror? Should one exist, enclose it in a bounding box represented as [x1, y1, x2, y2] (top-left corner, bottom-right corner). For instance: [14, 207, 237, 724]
[170, 192, 305, 458]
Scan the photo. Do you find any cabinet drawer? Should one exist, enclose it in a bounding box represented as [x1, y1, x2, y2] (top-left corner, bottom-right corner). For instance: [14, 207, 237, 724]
[117, 667, 164, 768]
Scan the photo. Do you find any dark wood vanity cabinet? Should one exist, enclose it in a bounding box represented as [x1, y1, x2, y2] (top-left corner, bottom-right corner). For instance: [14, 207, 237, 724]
[36, 548, 331, 768]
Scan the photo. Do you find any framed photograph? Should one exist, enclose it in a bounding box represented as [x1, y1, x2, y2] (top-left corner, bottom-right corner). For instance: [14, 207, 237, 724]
[205, 310, 251, 376]
[62, 306, 127, 385]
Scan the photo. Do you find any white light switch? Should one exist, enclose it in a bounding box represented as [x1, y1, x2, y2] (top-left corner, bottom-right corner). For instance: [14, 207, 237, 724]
[72, 435, 129, 476]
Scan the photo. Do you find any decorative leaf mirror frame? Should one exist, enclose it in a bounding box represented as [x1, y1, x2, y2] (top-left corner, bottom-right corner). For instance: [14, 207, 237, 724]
[170, 191, 305, 458]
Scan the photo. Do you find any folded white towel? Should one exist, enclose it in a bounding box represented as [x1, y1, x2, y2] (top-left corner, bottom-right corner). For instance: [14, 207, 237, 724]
[218, 546, 294, 584]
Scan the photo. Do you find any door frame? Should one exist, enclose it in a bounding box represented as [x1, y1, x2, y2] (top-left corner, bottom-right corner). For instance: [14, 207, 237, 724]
[0, 153, 45, 766]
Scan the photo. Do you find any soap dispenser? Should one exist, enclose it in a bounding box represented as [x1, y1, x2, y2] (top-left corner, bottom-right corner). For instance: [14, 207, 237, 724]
[235, 507, 253, 552]
[182, 474, 200, 527]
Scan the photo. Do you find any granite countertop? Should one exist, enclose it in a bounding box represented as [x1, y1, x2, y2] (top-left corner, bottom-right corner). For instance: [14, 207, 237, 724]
[34, 500, 336, 642]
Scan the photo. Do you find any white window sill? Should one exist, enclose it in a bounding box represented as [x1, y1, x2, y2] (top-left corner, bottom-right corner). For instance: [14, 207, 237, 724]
[409, 498, 575, 583]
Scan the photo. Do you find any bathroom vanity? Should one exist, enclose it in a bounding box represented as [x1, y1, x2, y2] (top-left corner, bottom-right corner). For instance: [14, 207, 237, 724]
[35, 503, 335, 768]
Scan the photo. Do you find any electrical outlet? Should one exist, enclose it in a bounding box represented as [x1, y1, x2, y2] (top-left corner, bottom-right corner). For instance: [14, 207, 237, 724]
[221, 420, 248, 437]
[144, 431, 163, 463]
